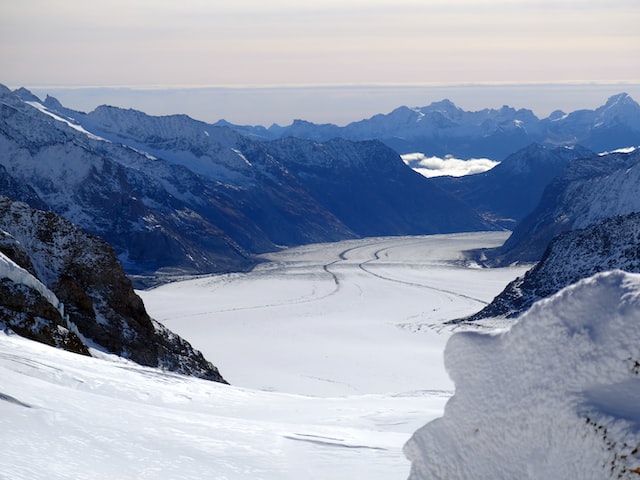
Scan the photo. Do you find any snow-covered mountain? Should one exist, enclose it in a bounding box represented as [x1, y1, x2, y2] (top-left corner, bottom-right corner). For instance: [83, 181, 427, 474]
[463, 212, 640, 321]
[489, 147, 640, 266]
[430, 143, 595, 227]
[406, 270, 640, 480]
[219, 93, 640, 159]
[0, 196, 226, 382]
[1, 84, 493, 279]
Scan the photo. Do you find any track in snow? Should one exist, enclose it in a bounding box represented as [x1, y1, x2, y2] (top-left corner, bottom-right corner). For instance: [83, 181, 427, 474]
[140, 232, 527, 397]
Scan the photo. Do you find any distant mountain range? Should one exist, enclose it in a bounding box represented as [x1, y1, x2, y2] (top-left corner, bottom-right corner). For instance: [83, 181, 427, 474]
[217, 93, 640, 159]
[0, 84, 492, 281]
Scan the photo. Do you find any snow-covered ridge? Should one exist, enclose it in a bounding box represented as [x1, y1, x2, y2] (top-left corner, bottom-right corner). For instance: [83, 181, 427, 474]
[495, 147, 640, 265]
[223, 93, 640, 159]
[24, 101, 107, 141]
[463, 211, 640, 322]
[0, 249, 60, 314]
[0, 197, 226, 381]
[406, 271, 640, 479]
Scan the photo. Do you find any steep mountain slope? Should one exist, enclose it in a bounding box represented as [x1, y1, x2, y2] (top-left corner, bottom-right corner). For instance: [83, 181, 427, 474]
[1, 85, 254, 276]
[1, 84, 494, 280]
[220, 94, 640, 159]
[489, 148, 640, 265]
[68, 100, 489, 237]
[240, 137, 491, 236]
[430, 143, 594, 227]
[462, 212, 640, 322]
[0, 196, 226, 382]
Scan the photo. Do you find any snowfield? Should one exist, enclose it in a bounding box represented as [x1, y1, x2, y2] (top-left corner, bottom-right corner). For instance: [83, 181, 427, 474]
[1, 232, 529, 479]
[140, 232, 525, 397]
[405, 271, 640, 479]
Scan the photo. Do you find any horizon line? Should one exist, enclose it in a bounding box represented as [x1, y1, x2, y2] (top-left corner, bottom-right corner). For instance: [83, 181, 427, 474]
[12, 80, 640, 91]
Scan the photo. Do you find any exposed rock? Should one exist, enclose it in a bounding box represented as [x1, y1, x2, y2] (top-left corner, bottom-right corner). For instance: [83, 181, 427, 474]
[482, 148, 640, 266]
[0, 278, 89, 356]
[0, 197, 226, 383]
[458, 212, 640, 322]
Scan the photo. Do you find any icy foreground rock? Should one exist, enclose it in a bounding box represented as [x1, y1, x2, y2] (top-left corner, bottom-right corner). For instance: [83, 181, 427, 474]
[405, 271, 640, 479]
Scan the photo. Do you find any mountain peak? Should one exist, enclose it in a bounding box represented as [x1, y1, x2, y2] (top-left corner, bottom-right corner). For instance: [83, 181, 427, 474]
[425, 98, 459, 113]
[43, 94, 66, 111]
[602, 92, 639, 110]
[13, 87, 41, 103]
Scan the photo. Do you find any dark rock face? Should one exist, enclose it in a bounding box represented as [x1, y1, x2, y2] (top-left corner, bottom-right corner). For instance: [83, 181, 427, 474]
[431, 144, 595, 228]
[243, 137, 493, 236]
[485, 148, 640, 266]
[0, 279, 89, 356]
[459, 212, 640, 322]
[0, 197, 226, 383]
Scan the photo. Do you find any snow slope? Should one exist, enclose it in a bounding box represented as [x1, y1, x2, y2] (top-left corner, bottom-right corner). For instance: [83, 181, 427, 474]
[1, 232, 527, 479]
[405, 271, 640, 480]
[140, 232, 526, 397]
[0, 330, 445, 480]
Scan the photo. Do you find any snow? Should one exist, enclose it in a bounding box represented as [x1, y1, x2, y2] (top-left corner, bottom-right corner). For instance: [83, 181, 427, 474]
[0, 250, 60, 314]
[24, 101, 107, 141]
[1, 232, 527, 479]
[405, 270, 640, 480]
[0, 330, 445, 480]
[140, 232, 524, 397]
[599, 146, 639, 156]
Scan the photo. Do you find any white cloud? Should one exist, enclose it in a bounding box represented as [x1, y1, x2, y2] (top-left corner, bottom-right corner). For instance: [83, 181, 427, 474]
[402, 153, 499, 178]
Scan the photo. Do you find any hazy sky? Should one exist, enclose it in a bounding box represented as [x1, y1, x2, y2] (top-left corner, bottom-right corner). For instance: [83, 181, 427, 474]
[2, 0, 640, 124]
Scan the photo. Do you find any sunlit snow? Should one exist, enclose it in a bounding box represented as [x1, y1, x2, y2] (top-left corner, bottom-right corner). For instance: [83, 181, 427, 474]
[406, 271, 640, 479]
[24, 101, 107, 141]
[2, 232, 528, 479]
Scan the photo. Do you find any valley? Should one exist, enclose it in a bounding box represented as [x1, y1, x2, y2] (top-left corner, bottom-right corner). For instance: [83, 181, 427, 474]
[1, 232, 527, 479]
[139, 232, 527, 396]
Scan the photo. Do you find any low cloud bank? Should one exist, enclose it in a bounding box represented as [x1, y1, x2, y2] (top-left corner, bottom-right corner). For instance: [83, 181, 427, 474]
[402, 153, 499, 178]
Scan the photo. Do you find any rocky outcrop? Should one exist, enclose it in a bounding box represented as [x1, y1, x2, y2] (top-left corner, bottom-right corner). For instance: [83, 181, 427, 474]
[0, 197, 226, 382]
[458, 212, 640, 322]
[0, 277, 89, 356]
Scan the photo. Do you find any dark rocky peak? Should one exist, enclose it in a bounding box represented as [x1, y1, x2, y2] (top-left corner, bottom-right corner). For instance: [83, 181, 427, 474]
[458, 211, 640, 323]
[0, 197, 227, 383]
[547, 109, 567, 121]
[423, 99, 461, 115]
[602, 92, 638, 109]
[42, 94, 66, 111]
[12, 87, 41, 103]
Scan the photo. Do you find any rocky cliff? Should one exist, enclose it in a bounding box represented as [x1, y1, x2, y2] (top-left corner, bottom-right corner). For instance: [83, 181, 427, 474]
[0, 197, 226, 382]
[459, 212, 640, 322]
